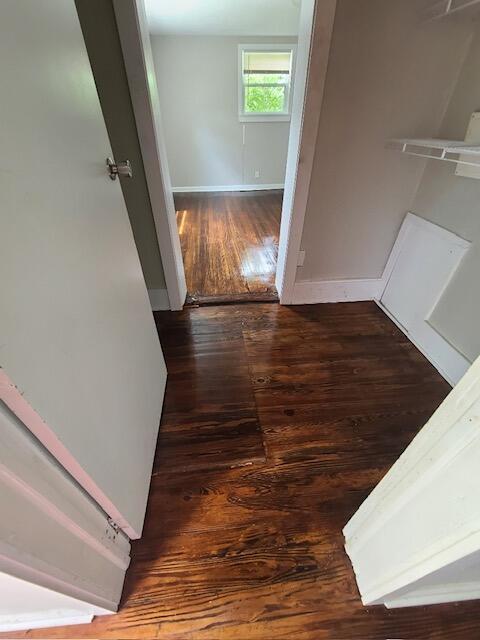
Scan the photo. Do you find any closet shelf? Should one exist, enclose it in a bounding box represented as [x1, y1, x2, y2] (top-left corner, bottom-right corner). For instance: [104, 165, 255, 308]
[389, 138, 480, 167]
[422, 0, 480, 22]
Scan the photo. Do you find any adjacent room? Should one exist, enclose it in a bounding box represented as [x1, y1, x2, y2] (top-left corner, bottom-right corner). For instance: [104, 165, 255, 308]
[147, 0, 300, 301]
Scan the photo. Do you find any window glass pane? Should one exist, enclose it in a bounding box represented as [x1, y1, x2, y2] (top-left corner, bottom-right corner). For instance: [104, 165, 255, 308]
[240, 49, 293, 116]
[244, 85, 286, 114]
[244, 73, 288, 86]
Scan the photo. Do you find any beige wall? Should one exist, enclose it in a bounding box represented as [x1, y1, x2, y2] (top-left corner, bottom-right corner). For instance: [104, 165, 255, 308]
[76, 0, 166, 290]
[412, 28, 480, 362]
[151, 35, 296, 189]
[297, 0, 472, 282]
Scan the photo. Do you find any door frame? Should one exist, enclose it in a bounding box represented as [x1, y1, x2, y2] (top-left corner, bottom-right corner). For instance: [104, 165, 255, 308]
[276, 0, 337, 304]
[114, 0, 337, 308]
[113, 0, 187, 311]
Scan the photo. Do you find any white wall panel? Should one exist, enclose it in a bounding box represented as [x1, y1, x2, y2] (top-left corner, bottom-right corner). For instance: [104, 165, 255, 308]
[380, 213, 471, 384]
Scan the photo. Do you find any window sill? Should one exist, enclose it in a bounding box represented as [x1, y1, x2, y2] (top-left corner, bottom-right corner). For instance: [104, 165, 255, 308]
[239, 114, 291, 123]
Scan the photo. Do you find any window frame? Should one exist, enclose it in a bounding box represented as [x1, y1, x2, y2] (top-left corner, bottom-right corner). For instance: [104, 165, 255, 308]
[238, 44, 297, 123]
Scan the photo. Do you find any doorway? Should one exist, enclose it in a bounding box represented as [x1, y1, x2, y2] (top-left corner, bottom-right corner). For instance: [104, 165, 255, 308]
[114, 0, 335, 309]
[146, 4, 299, 302]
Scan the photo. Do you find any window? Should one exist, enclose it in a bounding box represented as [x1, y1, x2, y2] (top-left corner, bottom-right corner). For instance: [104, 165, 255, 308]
[238, 45, 295, 122]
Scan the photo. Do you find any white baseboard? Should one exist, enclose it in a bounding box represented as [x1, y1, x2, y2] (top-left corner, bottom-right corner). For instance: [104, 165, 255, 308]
[0, 613, 94, 633]
[148, 288, 170, 311]
[384, 582, 480, 609]
[291, 278, 384, 304]
[172, 183, 284, 193]
[289, 276, 469, 385]
[377, 301, 470, 386]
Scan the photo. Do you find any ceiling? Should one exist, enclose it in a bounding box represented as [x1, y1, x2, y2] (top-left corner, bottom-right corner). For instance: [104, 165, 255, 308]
[145, 0, 301, 36]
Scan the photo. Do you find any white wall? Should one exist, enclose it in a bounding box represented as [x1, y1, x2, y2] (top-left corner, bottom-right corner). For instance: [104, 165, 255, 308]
[411, 27, 480, 363]
[297, 0, 473, 281]
[151, 35, 296, 189]
[146, 0, 300, 37]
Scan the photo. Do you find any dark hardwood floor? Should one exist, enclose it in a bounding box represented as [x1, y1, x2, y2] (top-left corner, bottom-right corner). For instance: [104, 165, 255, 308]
[8, 302, 480, 639]
[175, 191, 281, 303]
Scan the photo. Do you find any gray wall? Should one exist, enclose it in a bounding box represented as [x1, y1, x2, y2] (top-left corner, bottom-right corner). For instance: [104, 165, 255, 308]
[297, 0, 473, 281]
[151, 35, 296, 189]
[412, 28, 480, 362]
[76, 0, 166, 290]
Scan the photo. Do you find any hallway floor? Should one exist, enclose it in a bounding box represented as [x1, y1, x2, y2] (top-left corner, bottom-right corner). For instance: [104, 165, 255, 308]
[8, 302, 480, 639]
[175, 191, 281, 303]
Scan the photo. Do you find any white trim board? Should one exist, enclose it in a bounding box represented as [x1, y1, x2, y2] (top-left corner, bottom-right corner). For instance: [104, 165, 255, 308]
[148, 288, 170, 311]
[114, 0, 187, 311]
[172, 184, 284, 194]
[378, 212, 471, 387]
[275, 0, 338, 303]
[289, 212, 471, 386]
[378, 212, 471, 293]
[0, 613, 94, 633]
[292, 278, 383, 304]
[0, 400, 129, 620]
[377, 300, 470, 387]
[384, 582, 480, 609]
[289, 279, 469, 386]
[343, 357, 480, 608]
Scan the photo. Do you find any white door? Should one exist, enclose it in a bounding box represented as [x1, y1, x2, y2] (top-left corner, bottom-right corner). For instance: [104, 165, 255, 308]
[343, 357, 480, 608]
[0, 0, 166, 539]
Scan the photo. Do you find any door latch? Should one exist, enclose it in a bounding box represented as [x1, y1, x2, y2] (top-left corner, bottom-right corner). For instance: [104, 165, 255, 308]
[106, 157, 133, 180]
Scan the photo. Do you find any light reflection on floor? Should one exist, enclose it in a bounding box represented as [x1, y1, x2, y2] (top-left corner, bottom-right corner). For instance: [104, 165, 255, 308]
[174, 191, 282, 300]
[240, 237, 277, 282]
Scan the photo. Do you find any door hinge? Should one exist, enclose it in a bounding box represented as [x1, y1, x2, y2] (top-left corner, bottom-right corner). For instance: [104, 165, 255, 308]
[107, 517, 121, 535]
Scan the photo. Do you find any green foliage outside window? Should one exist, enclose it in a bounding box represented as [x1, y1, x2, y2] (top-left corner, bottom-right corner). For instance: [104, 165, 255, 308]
[244, 73, 287, 114]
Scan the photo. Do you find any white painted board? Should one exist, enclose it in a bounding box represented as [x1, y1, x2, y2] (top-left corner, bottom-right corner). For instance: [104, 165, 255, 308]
[0, 572, 95, 633]
[0, 400, 129, 625]
[0, 0, 166, 539]
[344, 357, 480, 608]
[381, 215, 468, 331]
[380, 213, 470, 385]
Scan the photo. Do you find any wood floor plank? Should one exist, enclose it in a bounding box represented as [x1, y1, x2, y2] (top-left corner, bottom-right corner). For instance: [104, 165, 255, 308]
[175, 191, 281, 302]
[153, 309, 266, 474]
[6, 301, 480, 640]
